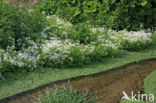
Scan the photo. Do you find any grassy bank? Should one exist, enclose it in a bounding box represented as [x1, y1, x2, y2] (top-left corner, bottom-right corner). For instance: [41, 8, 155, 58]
[0, 45, 156, 99]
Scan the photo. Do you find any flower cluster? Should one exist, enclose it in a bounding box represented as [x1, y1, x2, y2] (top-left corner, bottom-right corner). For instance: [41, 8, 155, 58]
[46, 15, 72, 29]
[0, 39, 41, 73]
[108, 30, 152, 50]
[0, 15, 153, 74]
[41, 35, 122, 67]
[91, 27, 152, 50]
[41, 37, 95, 67]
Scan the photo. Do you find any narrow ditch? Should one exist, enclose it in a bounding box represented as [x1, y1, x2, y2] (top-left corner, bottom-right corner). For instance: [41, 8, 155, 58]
[1, 59, 156, 103]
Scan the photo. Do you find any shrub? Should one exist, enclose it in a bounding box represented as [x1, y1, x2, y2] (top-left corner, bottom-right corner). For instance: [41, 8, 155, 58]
[67, 23, 96, 44]
[44, 16, 98, 44]
[35, 0, 104, 24]
[38, 86, 96, 103]
[99, 0, 156, 30]
[0, 2, 47, 50]
[36, 0, 155, 30]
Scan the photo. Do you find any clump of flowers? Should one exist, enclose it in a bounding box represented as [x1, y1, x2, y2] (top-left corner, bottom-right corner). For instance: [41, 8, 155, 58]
[0, 39, 42, 74]
[0, 15, 154, 75]
[46, 15, 72, 28]
[108, 30, 152, 50]
[41, 37, 95, 67]
[91, 27, 152, 50]
[40, 36, 122, 67]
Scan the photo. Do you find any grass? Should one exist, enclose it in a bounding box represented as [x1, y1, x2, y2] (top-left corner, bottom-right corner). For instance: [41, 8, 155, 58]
[0, 45, 156, 100]
[144, 70, 156, 97]
[38, 86, 96, 103]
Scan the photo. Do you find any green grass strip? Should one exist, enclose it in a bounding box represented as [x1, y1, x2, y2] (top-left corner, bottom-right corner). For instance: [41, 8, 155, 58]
[0, 46, 156, 99]
[144, 70, 156, 98]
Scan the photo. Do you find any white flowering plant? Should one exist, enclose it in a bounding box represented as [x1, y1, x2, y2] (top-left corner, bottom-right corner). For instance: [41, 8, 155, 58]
[109, 30, 152, 50]
[40, 38, 92, 67]
[0, 9, 154, 75]
[91, 27, 153, 51]
[40, 36, 122, 67]
[42, 15, 72, 39]
[0, 39, 42, 74]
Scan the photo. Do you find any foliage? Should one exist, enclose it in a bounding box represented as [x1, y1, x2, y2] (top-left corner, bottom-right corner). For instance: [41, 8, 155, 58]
[38, 86, 96, 103]
[0, 1, 154, 75]
[0, 13, 153, 74]
[35, 0, 106, 24]
[1, 46, 156, 99]
[151, 31, 156, 45]
[44, 16, 98, 44]
[36, 0, 156, 30]
[66, 23, 96, 44]
[40, 27, 152, 68]
[100, 0, 156, 30]
[0, 2, 47, 50]
[40, 35, 122, 68]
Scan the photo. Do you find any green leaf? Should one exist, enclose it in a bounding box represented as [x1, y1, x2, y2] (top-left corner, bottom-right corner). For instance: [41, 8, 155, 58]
[111, 0, 117, 4]
[140, 0, 147, 6]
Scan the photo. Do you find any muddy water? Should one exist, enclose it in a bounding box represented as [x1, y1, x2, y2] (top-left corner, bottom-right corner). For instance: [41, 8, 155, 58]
[1, 60, 156, 103]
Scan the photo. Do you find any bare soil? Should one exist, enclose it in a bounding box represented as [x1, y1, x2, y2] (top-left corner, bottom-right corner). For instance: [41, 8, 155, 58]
[1, 59, 156, 103]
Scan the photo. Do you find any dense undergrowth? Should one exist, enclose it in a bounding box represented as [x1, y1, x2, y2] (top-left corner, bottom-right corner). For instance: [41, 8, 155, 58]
[0, 0, 155, 76]
[35, 0, 156, 30]
[0, 2, 47, 50]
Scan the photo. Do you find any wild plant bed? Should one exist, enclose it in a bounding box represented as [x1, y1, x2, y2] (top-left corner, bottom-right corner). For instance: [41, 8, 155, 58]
[1, 1, 155, 74]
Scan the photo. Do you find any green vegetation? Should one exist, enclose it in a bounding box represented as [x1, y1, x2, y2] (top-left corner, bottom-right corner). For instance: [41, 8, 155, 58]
[0, 0, 155, 74]
[38, 86, 96, 103]
[0, 45, 156, 99]
[0, 1, 47, 73]
[0, 0, 156, 101]
[0, 2, 46, 50]
[144, 70, 156, 97]
[36, 0, 156, 30]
